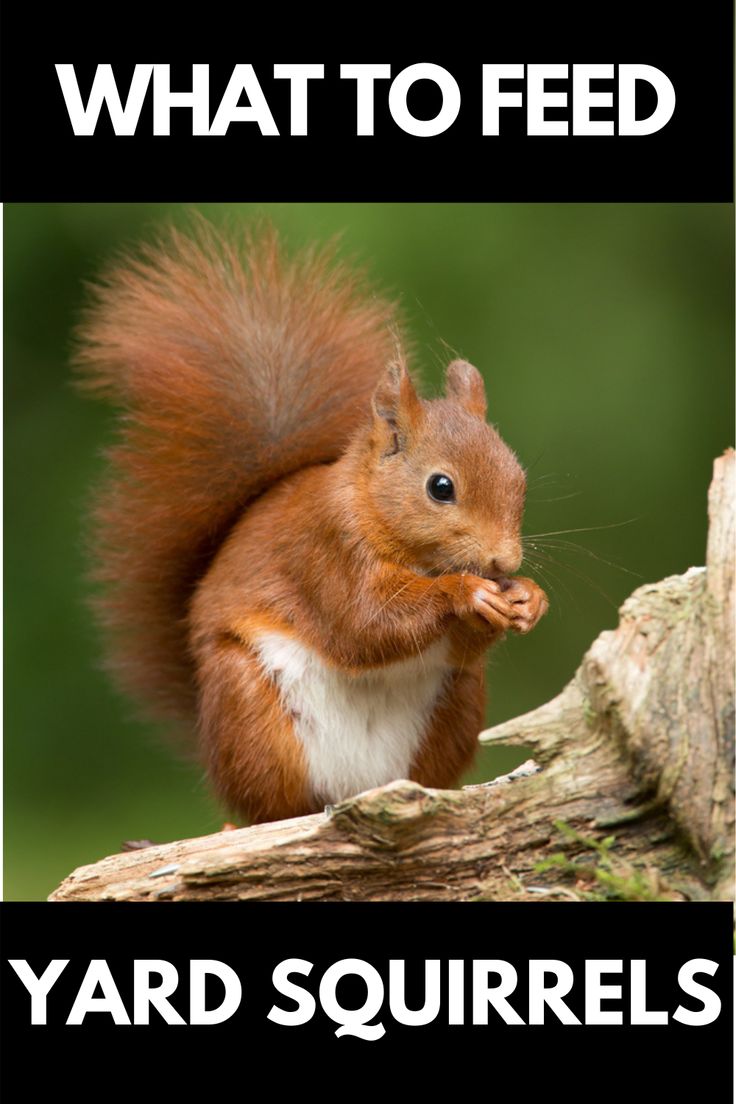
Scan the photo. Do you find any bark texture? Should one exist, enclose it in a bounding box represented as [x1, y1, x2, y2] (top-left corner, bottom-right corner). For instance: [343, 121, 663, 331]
[50, 450, 735, 903]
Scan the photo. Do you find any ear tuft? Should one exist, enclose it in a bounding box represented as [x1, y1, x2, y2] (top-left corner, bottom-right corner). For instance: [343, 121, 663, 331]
[445, 359, 487, 419]
[372, 361, 422, 450]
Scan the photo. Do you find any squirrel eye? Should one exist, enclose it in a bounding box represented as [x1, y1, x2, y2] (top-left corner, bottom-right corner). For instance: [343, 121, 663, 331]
[427, 473, 456, 503]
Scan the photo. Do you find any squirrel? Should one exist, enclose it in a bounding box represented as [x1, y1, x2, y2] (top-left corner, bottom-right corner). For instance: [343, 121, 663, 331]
[75, 217, 548, 825]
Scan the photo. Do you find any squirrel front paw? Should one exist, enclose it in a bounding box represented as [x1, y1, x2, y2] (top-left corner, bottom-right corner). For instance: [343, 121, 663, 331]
[444, 573, 548, 635]
[453, 575, 518, 631]
[500, 576, 549, 634]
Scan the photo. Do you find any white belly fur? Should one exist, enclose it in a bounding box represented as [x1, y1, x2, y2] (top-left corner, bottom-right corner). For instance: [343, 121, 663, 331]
[253, 631, 451, 804]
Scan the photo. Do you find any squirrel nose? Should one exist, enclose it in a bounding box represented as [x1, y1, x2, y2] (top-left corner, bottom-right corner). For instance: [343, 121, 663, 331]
[490, 550, 522, 577]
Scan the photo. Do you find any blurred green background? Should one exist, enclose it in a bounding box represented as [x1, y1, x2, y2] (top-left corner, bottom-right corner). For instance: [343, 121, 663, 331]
[4, 203, 734, 899]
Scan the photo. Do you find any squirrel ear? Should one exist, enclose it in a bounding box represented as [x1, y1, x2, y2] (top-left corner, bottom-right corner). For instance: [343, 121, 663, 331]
[445, 359, 487, 419]
[372, 361, 422, 451]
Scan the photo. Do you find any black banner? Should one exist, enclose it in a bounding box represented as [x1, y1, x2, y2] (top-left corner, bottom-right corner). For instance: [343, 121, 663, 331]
[0, 2, 732, 201]
[1, 902, 733, 1093]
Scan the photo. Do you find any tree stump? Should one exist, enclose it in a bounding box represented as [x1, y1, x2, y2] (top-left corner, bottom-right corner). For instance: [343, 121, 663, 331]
[50, 450, 735, 903]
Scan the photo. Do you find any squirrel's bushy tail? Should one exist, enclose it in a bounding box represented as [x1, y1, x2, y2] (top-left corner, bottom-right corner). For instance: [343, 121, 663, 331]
[76, 217, 399, 725]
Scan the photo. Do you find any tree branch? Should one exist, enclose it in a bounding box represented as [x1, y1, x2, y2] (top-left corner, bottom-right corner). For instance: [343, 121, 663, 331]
[50, 450, 735, 903]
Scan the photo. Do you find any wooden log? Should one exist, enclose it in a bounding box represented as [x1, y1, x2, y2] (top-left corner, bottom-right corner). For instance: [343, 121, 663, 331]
[50, 450, 735, 903]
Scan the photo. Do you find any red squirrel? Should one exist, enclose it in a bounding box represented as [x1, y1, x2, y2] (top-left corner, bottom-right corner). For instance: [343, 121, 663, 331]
[76, 218, 548, 825]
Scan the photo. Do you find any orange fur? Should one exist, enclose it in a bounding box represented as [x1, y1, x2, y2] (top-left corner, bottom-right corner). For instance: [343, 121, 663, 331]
[78, 220, 549, 823]
[75, 218, 398, 720]
[196, 635, 312, 824]
[409, 667, 486, 788]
